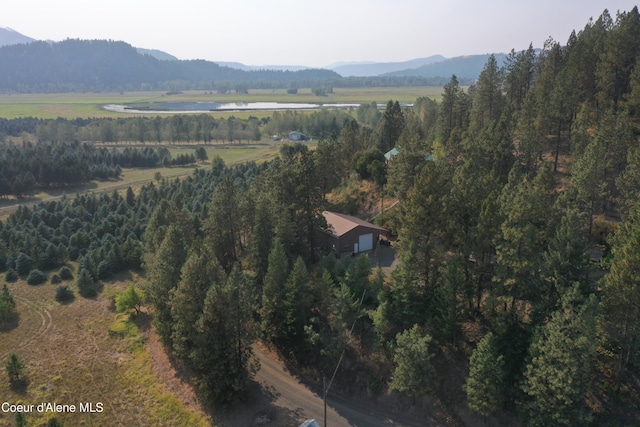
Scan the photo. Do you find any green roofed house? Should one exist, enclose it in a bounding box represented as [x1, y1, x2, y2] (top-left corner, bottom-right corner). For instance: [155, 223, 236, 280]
[319, 211, 387, 256]
[385, 147, 434, 162]
[384, 147, 399, 161]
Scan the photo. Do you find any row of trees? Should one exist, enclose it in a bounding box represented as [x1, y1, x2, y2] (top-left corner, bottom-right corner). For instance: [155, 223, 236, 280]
[22, 114, 263, 145]
[0, 141, 205, 198]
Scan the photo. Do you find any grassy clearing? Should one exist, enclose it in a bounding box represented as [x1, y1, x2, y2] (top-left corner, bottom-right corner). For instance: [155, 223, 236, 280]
[0, 273, 211, 427]
[0, 87, 444, 119]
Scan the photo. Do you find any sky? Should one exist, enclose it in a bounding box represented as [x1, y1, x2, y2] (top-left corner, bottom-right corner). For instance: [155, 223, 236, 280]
[3, 0, 639, 67]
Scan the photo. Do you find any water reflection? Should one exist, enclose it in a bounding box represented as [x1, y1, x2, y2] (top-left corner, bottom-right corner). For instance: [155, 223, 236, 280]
[103, 102, 362, 114]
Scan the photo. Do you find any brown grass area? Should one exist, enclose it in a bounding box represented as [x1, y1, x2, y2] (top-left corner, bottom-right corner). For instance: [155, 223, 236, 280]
[326, 176, 397, 222]
[0, 277, 210, 427]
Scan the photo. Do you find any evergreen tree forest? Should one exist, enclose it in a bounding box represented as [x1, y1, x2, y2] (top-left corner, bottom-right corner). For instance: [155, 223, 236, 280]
[2, 7, 640, 424]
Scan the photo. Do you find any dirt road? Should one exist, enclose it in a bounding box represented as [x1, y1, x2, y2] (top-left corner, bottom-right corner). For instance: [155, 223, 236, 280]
[253, 345, 443, 427]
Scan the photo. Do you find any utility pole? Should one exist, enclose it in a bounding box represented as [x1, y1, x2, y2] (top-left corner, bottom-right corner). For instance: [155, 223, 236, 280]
[323, 376, 327, 427]
[323, 288, 366, 427]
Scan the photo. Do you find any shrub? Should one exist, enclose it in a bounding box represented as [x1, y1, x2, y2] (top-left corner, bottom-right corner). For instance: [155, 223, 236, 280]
[50, 274, 62, 285]
[5, 269, 18, 283]
[59, 266, 74, 281]
[55, 285, 74, 302]
[26, 269, 47, 285]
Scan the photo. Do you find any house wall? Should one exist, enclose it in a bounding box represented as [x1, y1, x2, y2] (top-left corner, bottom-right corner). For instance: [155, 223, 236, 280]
[317, 230, 340, 254]
[318, 225, 385, 255]
[341, 226, 382, 254]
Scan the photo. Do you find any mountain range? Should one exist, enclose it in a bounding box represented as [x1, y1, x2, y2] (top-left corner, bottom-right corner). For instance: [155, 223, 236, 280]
[0, 27, 519, 88]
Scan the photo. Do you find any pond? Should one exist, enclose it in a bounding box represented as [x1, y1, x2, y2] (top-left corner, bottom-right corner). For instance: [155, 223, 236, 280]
[103, 102, 362, 114]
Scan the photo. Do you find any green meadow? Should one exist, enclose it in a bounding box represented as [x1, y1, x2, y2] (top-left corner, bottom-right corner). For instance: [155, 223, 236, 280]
[0, 87, 444, 119]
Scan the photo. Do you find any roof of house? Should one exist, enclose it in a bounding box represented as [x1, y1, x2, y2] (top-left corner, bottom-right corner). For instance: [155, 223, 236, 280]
[322, 211, 387, 237]
[384, 147, 399, 160]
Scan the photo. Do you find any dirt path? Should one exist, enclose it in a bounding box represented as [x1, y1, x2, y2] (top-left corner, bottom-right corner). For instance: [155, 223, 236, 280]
[0, 294, 53, 361]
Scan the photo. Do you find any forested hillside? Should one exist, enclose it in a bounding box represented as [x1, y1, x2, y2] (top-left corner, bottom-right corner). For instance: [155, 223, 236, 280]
[0, 39, 473, 93]
[2, 6, 640, 426]
[0, 39, 340, 92]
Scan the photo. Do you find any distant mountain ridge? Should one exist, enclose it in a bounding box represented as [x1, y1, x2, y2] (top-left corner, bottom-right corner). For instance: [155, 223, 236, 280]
[0, 26, 530, 90]
[0, 39, 340, 93]
[0, 27, 35, 46]
[136, 48, 178, 61]
[385, 53, 510, 79]
[328, 55, 447, 77]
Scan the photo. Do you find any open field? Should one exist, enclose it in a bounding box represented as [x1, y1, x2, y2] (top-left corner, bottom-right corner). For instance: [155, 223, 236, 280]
[0, 87, 444, 119]
[0, 273, 211, 427]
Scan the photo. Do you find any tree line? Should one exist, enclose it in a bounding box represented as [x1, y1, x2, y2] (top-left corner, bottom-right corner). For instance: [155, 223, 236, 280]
[0, 141, 200, 198]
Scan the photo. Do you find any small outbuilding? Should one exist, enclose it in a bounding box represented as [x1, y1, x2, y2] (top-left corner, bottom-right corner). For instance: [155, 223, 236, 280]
[288, 131, 308, 141]
[319, 211, 387, 256]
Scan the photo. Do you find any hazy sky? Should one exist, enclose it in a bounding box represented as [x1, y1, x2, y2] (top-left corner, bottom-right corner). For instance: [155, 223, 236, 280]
[3, 1, 638, 67]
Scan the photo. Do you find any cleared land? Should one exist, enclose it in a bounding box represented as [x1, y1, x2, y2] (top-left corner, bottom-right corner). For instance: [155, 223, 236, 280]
[0, 87, 443, 119]
[0, 274, 211, 427]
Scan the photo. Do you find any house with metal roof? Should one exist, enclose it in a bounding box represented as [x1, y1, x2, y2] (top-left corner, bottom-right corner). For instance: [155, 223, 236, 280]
[319, 211, 387, 256]
[385, 147, 434, 162]
[288, 131, 308, 141]
[384, 147, 399, 161]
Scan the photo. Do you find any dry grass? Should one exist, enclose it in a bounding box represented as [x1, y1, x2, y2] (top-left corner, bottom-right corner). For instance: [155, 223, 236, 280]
[0, 273, 211, 427]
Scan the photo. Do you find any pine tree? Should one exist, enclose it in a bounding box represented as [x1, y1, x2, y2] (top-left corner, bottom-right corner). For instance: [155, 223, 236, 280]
[125, 186, 136, 207]
[193, 263, 258, 405]
[596, 6, 640, 108]
[170, 246, 225, 363]
[601, 201, 640, 391]
[464, 332, 505, 417]
[283, 257, 313, 356]
[543, 207, 591, 306]
[617, 143, 640, 218]
[437, 75, 461, 143]
[522, 286, 598, 427]
[145, 224, 187, 344]
[76, 267, 96, 297]
[249, 195, 274, 286]
[0, 284, 17, 325]
[469, 54, 505, 134]
[5, 352, 25, 382]
[378, 100, 405, 153]
[495, 164, 556, 311]
[389, 325, 433, 400]
[260, 239, 290, 341]
[204, 175, 243, 272]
